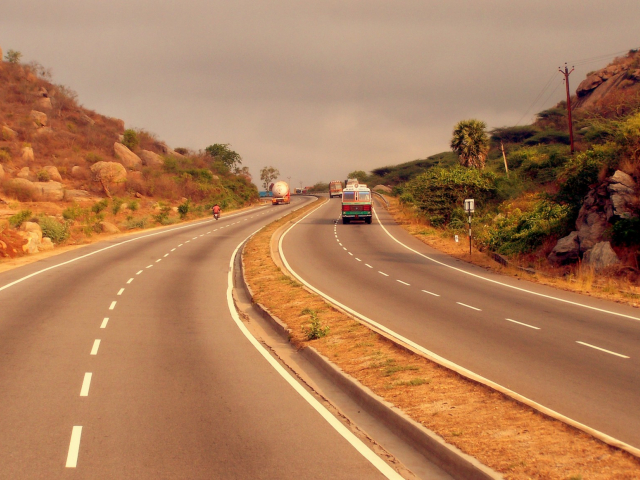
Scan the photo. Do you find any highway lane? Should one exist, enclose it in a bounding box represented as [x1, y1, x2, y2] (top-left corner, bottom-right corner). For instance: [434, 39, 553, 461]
[0, 197, 394, 479]
[280, 197, 640, 448]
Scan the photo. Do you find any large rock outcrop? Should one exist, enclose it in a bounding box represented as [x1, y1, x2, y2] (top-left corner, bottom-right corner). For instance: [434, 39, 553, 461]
[30, 110, 48, 127]
[139, 150, 164, 167]
[113, 142, 142, 170]
[43, 166, 62, 182]
[34, 181, 64, 201]
[547, 231, 580, 265]
[90, 161, 127, 184]
[583, 241, 620, 272]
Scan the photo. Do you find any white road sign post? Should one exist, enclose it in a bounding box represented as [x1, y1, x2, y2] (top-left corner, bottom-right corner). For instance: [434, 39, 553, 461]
[464, 199, 475, 255]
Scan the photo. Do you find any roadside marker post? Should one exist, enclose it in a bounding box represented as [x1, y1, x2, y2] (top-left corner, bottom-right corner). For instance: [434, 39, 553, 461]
[464, 199, 475, 255]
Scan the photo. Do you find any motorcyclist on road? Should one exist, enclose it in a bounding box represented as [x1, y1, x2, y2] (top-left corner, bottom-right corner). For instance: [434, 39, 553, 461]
[212, 204, 221, 220]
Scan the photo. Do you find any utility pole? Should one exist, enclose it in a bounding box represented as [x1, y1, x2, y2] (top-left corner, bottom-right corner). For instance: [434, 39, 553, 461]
[500, 141, 509, 178]
[559, 63, 575, 154]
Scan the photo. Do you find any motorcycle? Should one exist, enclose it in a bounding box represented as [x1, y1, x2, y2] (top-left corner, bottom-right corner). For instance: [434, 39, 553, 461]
[213, 212, 220, 220]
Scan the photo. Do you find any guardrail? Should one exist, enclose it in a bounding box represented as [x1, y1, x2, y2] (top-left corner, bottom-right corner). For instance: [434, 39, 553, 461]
[372, 191, 389, 207]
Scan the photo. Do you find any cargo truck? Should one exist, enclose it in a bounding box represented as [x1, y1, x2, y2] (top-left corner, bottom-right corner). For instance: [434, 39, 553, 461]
[341, 183, 372, 224]
[329, 180, 343, 198]
[271, 181, 290, 205]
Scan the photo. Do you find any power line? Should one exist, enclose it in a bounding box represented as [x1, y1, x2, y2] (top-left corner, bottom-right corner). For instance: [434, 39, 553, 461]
[516, 70, 557, 126]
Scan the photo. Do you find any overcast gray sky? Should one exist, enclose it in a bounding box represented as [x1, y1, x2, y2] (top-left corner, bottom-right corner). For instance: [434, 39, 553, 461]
[2, 1, 639, 187]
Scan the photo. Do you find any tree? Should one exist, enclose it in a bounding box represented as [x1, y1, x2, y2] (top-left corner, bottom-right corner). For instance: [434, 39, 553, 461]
[260, 166, 279, 191]
[205, 144, 242, 171]
[5, 50, 22, 64]
[450, 119, 490, 169]
[347, 170, 368, 183]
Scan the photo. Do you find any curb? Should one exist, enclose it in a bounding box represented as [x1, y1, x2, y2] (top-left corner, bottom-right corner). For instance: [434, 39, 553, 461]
[235, 204, 503, 480]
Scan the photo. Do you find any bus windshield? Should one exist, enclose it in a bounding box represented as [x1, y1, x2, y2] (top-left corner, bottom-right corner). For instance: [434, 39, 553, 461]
[358, 192, 371, 202]
[343, 191, 356, 201]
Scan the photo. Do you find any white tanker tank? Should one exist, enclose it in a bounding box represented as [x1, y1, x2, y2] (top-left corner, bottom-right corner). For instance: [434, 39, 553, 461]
[271, 181, 290, 205]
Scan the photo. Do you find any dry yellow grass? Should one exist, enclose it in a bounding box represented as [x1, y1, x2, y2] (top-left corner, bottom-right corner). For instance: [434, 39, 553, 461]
[243, 200, 640, 480]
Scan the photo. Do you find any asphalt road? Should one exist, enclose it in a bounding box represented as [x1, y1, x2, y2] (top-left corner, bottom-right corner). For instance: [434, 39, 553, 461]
[0, 197, 394, 479]
[280, 197, 640, 448]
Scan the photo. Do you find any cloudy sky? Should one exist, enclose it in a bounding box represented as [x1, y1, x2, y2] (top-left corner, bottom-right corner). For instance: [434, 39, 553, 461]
[2, 1, 639, 187]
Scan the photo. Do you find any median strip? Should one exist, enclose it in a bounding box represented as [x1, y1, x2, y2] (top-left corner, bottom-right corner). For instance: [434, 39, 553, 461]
[242, 198, 640, 479]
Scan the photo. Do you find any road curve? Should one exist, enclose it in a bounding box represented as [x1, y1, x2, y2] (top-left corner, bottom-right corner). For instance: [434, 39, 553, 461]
[0, 197, 393, 479]
[280, 197, 640, 448]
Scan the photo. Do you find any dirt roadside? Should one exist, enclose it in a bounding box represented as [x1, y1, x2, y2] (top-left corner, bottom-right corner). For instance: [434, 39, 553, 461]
[242, 199, 640, 479]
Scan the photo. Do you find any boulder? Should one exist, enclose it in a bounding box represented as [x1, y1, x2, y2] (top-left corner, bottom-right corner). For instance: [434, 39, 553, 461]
[43, 166, 62, 182]
[30, 110, 48, 127]
[20, 221, 42, 242]
[1, 125, 17, 140]
[17, 167, 33, 180]
[90, 161, 127, 184]
[80, 114, 95, 126]
[113, 142, 142, 170]
[8, 178, 38, 196]
[576, 210, 608, 253]
[607, 170, 637, 219]
[139, 149, 164, 167]
[64, 189, 91, 201]
[22, 146, 34, 162]
[36, 97, 52, 110]
[33, 181, 64, 201]
[71, 166, 84, 178]
[20, 231, 40, 254]
[34, 126, 54, 136]
[99, 221, 120, 234]
[39, 237, 54, 251]
[548, 231, 580, 265]
[0, 164, 4, 180]
[583, 241, 620, 272]
[576, 74, 604, 97]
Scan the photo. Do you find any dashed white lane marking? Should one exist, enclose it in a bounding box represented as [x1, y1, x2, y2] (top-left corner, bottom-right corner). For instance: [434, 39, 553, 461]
[136, 270, 143, 275]
[171, 248, 176, 251]
[100, 318, 109, 328]
[365, 264, 373, 268]
[422, 290, 440, 297]
[506, 318, 540, 330]
[192, 237, 198, 240]
[117, 288, 124, 296]
[109, 301, 117, 310]
[90, 339, 101, 355]
[164, 253, 169, 257]
[348, 252, 353, 256]
[127, 278, 133, 284]
[207, 231, 211, 234]
[178, 244, 183, 247]
[156, 259, 162, 263]
[65, 426, 82, 468]
[576, 341, 629, 358]
[397, 280, 410, 286]
[378, 271, 389, 276]
[336, 239, 340, 242]
[146, 265, 153, 268]
[185, 240, 190, 243]
[457, 302, 481, 311]
[355, 258, 362, 262]
[343, 247, 348, 251]
[80, 372, 92, 396]
[200, 234, 204, 237]
[214, 229, 218, 231]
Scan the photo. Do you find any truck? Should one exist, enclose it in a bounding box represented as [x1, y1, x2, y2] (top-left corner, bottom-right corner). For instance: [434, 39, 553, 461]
[341, 182, 372, 224]
[329, 180, 343, 198]
[271, 181, 290, 205]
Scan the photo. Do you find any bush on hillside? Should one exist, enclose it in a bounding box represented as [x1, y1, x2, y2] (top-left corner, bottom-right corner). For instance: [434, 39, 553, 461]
[611, 217, 640, 246]
[9, 210, 33, 227]
[490, 125, 539, 144]
[122, 129, 139, 150]
[38, 217, 70, 243]
[524, 130, 570, 146]
[402, 166, 496, 226]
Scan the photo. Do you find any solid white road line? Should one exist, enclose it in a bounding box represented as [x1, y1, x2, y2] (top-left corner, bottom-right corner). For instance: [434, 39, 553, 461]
[506, 318, 540, 330]
[90, 340, 100, 355]
[80, 373, 92, 396]
[127, 278, 133, 284]
[576, 341, 629, 358]
[100, 318, 109, 328]
[365, 264, 373, 268]
[421, 290, 440, 297]
[227, 232, 403, 480]
[136, 270, 143, 275]
[397, 280, 410, 286]
[456, 302, 481, 311]
[109, 301, 116, 310]
[372, 207, 640, 322]
[117, 288, 124, 295]
[378, 271, 389, 276]
[65, 426, 82, 468]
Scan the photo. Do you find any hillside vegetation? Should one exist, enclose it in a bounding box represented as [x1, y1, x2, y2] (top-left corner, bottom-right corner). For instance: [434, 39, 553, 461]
[356, 49, 640, 283]
[0, 49, 258, 259]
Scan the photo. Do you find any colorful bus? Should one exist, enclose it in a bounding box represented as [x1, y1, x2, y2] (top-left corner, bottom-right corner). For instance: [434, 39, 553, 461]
[329, 180, 343, 198]
[341, 183, 372, 224]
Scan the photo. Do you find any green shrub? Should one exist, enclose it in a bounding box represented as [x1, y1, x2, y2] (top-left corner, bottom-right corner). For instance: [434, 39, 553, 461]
[178, 199, 191, 219]
[122, 129, 139, 150]
[5, 49, 22, 64]
[85, 152, 104, 164]
[111, 198, 124, 215]
[124, 217, 148, 230]
[611, 217, 640, 246]
[91, 199, 109, 214]
[490, 125, 538, 143]
[62, 204, 85, 221]
[556, 145, 616, 206]
[38, 217, 70, 243]
[524, 130, 570, 146]
[128, 199, 139, 211]
[9, 209, 32, 227]
[37, 170, 50, 182]
[0, 150, 11, 163]
[301, 309, 329, 340]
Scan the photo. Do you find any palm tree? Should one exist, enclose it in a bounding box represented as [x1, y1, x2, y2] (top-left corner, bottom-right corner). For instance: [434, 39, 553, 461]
[450, 119, 490, 169]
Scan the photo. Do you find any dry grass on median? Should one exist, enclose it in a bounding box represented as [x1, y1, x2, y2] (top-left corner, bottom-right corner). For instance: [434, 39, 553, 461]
[243, 200, 640, 480]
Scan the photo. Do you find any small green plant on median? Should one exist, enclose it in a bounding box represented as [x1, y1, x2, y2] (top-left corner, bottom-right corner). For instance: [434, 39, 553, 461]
[301, 308, 329, 340]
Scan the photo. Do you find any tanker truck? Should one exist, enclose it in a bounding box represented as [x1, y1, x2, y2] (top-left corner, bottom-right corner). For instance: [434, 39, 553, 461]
[271, 181, 290, 205]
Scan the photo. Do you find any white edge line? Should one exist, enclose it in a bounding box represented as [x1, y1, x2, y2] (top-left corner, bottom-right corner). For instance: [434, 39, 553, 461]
[0, 207, 268, 293]
[66, 426, 82, 468]
[576, 341, 629, 358]
[277, 208, 640, 458]
[456, 302, 481, 311]
[505, 318, 540, 330]
[80, 372, 92, 396]
[228, 227, 402, 479]
[371, 208, 640, 322]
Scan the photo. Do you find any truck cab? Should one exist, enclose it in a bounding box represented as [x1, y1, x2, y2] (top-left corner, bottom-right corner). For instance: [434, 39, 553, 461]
[341, 183, 372, 224]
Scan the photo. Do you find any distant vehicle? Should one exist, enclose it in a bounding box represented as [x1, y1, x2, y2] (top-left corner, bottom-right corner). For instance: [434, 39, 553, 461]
[271, 181, 290, 205]
[341, 182, 372, 224]
[294, 188, 302, 194]
[329, 180, 343, 198]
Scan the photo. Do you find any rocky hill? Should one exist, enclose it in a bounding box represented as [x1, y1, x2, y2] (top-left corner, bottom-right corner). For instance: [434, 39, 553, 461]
[0, 47, 258, 259]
